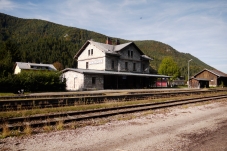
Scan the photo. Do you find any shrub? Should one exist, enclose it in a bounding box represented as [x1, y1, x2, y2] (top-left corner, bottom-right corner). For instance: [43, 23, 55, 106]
[0, 71, 66, 92]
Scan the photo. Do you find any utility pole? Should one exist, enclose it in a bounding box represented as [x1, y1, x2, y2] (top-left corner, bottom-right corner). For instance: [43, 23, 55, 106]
[188, 59, 193, 88]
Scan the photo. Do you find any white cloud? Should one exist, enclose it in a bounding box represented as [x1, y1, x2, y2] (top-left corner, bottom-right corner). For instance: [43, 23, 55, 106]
[0, 0, 227, 73]
[0, 0, 17, 10]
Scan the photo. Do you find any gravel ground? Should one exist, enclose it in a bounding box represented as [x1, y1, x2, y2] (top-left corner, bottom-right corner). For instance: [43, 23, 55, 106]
[1, 99, 227, 151]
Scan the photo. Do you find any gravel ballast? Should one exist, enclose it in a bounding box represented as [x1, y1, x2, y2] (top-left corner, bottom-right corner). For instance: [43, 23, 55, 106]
[1, 99, 227, 151]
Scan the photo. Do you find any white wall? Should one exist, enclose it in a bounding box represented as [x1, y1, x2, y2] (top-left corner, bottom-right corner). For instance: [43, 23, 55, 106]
[77, 42, 150, 73]
[63, 71, 84, 91]
[77, 43, 106, 70]
[14, 65, 22, 74]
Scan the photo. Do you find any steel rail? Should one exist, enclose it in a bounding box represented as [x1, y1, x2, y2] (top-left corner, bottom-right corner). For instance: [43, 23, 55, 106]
[1, 89, 226, 111]
[0, 89, 225, 100]
[1, 95, 226, 131]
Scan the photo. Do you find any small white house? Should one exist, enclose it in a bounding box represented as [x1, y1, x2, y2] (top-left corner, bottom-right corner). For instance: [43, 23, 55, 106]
[14, 62, 57, 74]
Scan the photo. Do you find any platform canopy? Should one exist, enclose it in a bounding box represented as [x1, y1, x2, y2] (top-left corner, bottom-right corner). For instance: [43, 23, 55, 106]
[62, 68, 170, 78]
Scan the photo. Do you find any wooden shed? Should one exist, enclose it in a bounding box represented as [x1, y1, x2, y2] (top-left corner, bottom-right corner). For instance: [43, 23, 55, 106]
[191, 69, 227, 87]
[189, 78, 209, 88]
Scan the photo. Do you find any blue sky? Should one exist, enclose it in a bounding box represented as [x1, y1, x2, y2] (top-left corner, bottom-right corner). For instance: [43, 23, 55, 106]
[1, 0, 227, 73]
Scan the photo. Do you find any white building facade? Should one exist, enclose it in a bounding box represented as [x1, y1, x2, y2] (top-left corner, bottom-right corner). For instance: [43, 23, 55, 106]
[62, 38, 169, 91]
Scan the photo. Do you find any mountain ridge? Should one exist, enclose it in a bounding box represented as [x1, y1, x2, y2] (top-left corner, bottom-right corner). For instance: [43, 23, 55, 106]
[0, 12, 214, 79]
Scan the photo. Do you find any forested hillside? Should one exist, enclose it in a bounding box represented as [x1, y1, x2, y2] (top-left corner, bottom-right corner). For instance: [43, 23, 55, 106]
[0, 13, 213, 79]
[134, 41, 213, 77]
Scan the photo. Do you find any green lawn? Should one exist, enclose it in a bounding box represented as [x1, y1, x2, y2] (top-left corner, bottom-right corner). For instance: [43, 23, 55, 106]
[0, 93, 16, 97]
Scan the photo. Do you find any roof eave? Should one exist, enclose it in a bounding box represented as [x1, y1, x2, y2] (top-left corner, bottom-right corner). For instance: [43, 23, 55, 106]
[62, 68, 170, 78]
[73, 40, 90, 59]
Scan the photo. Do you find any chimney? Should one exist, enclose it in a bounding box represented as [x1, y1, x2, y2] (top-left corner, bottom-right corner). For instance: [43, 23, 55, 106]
[116, 39, 120, 45]
[106, 37, 112, 45]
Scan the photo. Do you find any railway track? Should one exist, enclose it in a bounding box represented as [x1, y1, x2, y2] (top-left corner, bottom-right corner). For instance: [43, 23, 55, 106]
[1, 88, 227, 111]
[1, 94, 227, 131]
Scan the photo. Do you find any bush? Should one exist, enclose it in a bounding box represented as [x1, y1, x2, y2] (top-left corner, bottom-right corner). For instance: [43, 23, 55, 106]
[0, 71, 66, 92]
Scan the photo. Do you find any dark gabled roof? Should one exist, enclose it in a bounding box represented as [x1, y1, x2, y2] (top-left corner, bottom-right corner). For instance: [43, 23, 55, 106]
[62, 68, 170, 78]
[209, 69, 227, 77]
[193, 68, 227, 78]
[73, 40, 152, 60]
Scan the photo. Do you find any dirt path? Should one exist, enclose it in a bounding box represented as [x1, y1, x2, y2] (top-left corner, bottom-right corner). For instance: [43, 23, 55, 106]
[1, 99, 227, 151]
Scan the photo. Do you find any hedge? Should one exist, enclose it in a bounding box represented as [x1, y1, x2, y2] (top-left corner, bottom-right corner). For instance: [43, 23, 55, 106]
[0, 71, 66, 93]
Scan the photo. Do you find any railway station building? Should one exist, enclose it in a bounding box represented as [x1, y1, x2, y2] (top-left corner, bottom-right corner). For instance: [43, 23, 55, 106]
[62, 38, 169, 91]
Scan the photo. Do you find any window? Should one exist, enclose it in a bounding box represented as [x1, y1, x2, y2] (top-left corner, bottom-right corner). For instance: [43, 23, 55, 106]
[142, 63, 145, 71]
[92, 77, 96, 84]
[125, 62, 128, 70]
[111, 60, 114, 69]
[91, 49, 93, 55]
[128, 50, 133, 58]
[86, 62, 88, 69]
[88, 50, 90, 56]
[31, 65, 36, 69]
[133, 63, 136, 71]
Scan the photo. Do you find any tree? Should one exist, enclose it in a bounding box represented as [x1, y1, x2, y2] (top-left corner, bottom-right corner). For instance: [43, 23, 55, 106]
[158, 57, 180, 80]
[0, 42, 13, 75]
[53, 61, 64, 71]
